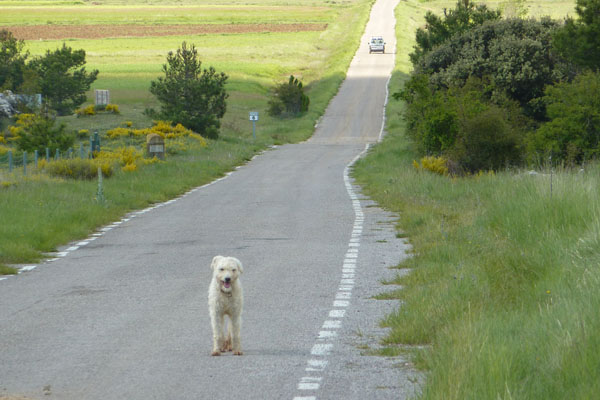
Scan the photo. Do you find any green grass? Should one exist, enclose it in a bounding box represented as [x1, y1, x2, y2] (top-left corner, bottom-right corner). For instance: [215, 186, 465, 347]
[352, 0, 599, 398]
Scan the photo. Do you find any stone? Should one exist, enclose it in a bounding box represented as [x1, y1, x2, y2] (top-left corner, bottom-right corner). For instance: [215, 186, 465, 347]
[146, 133, 165, 160]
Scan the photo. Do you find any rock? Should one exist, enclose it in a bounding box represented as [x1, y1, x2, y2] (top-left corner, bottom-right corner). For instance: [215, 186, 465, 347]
[0, 91, 17, 118]
[0, 91, 42, 118]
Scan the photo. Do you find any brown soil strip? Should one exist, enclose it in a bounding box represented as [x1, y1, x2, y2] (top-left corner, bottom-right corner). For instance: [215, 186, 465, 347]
[2, 23, 328, 40]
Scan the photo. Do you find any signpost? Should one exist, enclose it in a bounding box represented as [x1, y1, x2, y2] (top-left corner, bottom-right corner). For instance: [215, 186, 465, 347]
[249, 111, 259, 139]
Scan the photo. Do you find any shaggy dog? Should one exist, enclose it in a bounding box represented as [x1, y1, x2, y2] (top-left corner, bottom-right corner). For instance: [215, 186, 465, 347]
[208, 255, 244, 356]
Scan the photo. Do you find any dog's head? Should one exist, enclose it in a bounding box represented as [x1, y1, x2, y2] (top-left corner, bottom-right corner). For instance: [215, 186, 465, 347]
[211, 256, 243, 294]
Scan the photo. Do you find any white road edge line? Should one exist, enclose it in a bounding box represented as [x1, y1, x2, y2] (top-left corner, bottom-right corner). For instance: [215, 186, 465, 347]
[0, 149, 278, 283]
[292, 143, 371, 399]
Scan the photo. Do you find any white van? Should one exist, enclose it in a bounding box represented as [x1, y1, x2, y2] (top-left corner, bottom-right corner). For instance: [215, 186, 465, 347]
[368, 36, 385, 53]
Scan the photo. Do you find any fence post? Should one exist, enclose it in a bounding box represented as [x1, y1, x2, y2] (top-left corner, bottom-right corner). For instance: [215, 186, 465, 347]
[34, 150, 38, 169]
[23, 151, 27, 175]
[68, 148, 73, 159]
[80, 143, 84, 159]
[46, 147, 50, 162]
[96, 166, 105, 203]
[8, 150, 12, 172]
[55, 148, 59, 160]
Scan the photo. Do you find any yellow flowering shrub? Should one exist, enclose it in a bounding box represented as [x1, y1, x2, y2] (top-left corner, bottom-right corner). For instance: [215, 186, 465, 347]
[95, 146, 142, 167]
[106, 127, 133, 139]
[105, 104, 120, 114]
[413, 156, 449, 176]
[5, 113, 36, 139]
[121, 163, 137, 172]
[105, 121, 207, 147]
[0, 145, 9, 155]
[76, 105, 96, 116]
[44, 158, 113, 180]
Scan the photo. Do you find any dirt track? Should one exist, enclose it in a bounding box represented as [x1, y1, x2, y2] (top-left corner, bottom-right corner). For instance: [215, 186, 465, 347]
[2, 23, 327, 40]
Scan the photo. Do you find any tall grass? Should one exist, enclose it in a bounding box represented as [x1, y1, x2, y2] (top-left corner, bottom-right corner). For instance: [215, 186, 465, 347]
[352, 0, 597, 397]
[354, 92, 600, 399]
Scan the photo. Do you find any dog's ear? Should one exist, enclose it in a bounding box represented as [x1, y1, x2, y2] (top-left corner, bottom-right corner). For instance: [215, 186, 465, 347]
[211, 256, 223, 270]
[235, 258, 244, 274]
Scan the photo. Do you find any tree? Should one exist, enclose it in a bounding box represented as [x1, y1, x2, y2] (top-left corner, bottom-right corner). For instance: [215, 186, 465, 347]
[29, 43, 98, 115]
[413, 18, 567, 119]
[553, 0, 600, 71]
[528, 71, 600, 163]
[410, 0, 501, 65]
[267, 75, 310, 117]
[149, 42, 228, 139]
[14, 113, 74, 154]
[0, 29, 28, 92]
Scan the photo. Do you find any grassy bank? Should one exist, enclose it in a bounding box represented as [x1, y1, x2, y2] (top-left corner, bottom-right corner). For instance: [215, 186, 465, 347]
[352, 0, 599, 398]
[0, 0, 374, 269]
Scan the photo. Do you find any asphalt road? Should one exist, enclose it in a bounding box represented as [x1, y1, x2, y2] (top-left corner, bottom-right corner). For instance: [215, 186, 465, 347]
[0, 0, 420, 398]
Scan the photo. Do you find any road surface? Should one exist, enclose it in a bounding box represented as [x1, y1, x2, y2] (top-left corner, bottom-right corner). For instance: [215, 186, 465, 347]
[0, 0, 420, 398]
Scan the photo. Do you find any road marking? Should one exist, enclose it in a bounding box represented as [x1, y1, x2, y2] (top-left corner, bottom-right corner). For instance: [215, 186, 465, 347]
[323, 320, 342, 329]
[306, 359, 328, 371]
[18, 265, 37, 273]
[311, 343, 333, 356]
[293, 144, 373, 399]
[298, 377, 322, 390]
[318, 331, 338, 340]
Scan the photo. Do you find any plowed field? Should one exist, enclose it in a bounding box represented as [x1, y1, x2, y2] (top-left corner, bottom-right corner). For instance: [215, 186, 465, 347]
[3, 23, 328, 40]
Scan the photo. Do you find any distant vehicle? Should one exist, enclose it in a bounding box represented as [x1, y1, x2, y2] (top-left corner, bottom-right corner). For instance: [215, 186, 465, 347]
[368, 36, 386, 53]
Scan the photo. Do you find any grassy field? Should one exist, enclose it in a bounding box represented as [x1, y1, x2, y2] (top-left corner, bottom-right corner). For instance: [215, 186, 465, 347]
[352, 0, 600, 398]
[0, 0, 374, 269]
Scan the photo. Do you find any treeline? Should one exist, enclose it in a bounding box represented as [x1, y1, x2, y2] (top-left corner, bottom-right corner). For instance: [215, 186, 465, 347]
[395, 0, 600, 173]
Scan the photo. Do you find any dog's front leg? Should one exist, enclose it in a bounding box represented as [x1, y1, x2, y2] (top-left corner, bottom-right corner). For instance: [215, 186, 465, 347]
[210, 310, 223, 356]
[231, 312, 243, 356]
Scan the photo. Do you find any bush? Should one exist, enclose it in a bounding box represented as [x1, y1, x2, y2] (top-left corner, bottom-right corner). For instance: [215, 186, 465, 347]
[449, 106, 522, 172]
[149, 42, 228, 139]
[398, 76, 526, 172]
[44, 158, 113, 180]
[13, 113, 74, 153]
[268, 75, 310, 117]
[413, 156, 449, 176]
[105, 120, 207, 148]
[76, 105, 96, 116]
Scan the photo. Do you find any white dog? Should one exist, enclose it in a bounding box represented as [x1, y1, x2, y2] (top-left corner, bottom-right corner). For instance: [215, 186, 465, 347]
[208, 255, 244, 356]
